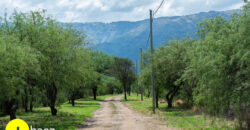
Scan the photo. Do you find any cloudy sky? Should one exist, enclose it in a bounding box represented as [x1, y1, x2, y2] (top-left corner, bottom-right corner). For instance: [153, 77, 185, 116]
[0, 0, 244, 23]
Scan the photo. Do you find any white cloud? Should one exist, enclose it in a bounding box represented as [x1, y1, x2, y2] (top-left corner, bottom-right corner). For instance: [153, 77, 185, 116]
[76, 1, 92, 9]
[225, 2, 244, 10]
[0, 0, 244, 23]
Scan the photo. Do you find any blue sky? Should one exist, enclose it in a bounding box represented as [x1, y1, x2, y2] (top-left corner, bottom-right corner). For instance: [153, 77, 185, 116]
[0, 0, 244, 23]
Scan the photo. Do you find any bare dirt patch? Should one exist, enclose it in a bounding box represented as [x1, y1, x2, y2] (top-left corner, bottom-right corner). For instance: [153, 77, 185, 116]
[78, 96, 176, 130]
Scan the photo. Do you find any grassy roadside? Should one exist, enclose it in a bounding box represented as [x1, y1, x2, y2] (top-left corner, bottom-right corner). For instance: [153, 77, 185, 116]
[0, 94, 118, 130]
[124, 94, 235, 129]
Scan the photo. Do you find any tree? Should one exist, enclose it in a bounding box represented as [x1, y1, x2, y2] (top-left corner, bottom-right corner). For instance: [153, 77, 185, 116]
[184, 4, 250, 127]
[110, 57, 135, 100]
[90, 51, 113, 100]
[0, 10, 88, 116]
[65, 48, 92, 106]
[101, 75, 122, 94]
[0, 35, 40, 120]
[140, 68, 152, 98]
[153, 39, 193, 108]
[139, 50, 152, 98]
[88, 72, 101, 100]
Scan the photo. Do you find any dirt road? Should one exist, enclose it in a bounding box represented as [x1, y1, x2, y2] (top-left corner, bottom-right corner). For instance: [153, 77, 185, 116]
[78, 96, 175, 130]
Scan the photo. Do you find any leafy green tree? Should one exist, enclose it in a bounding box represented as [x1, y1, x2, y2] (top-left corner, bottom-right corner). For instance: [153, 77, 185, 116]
[65, 48, 92, 106]
[1, 10, 88, 116]
[139, 50, 152, 98]
[110, 57, 135, 100]
[190, 5, 249, 127]
[139, 67, 151, 98]
[101, 76, 122, 94]
[153, 39, 193, 108]
[89, 51, 114, 100]
[39, 21, 86, 115]
[0, 35, 40, 120]
[179, 1, 249, 128]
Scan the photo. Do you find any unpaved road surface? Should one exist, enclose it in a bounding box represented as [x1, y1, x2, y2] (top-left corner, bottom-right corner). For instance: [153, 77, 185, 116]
[78, 96, 175, 130]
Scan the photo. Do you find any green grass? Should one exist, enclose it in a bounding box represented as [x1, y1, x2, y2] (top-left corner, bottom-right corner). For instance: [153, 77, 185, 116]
[124, 94, 235, 130]
[0, 94, 118, 130]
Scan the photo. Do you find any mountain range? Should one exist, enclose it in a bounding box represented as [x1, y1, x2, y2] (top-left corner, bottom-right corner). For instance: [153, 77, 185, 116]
[67, 10, 238, 62]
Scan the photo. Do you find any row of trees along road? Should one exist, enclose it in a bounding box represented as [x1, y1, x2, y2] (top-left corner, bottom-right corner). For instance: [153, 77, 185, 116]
[140, 1, 249, 129]
[0, 10, 135, 120]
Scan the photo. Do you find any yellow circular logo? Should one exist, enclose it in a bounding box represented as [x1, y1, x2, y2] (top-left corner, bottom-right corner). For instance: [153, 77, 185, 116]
[5, 119, 29, 130]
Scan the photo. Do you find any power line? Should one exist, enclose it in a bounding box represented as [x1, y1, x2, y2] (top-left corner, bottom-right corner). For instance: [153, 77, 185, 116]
[146, 0, 165, 49]
[153, 0, 165, 17]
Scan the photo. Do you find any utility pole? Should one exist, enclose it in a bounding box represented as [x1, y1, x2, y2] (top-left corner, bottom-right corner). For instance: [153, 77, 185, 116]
[140, 48, 143, 101]
[150, 9, 155, 114]
[136, 60, 138, 96]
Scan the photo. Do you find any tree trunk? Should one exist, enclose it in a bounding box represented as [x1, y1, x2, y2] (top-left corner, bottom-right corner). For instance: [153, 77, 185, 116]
[72, 99, 75, 107]
[156, 87, 159, 108]
[43, 101, 47, 107]
[24, 102, 28, 112]
[24, 88, 28, 112]
[70, 93, 75, 107]
[26, 77, 36, 112]
[136, 86, 138, 96]
[166, 93, 174, 108]
[166, 98, 173, 108]
[5, 99, 17, 120]
[10, 111, 16, 120]
[124, 85, 127, 100]
[127, 86, 131, 96]
[166, 85, 180, 108]
[147, 87, 150, 98]
[50, 106, 57, 116]
[29, 86, 33, 112]
[21, 96, 25, 111]
[111, 89, 114, 94]
[92, 87, 97, 100]
[30, 101, 33, 112]
[47, 82, 57, 116]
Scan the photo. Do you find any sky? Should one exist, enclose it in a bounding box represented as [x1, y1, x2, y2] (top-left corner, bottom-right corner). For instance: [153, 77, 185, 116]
[0, 0, 244, 23]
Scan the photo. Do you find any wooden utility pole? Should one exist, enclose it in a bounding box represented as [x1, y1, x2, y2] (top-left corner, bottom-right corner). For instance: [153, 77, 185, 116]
[136, 60, 138, 96]
[140, 48, 143, 101]
[150, 9, 155, 114]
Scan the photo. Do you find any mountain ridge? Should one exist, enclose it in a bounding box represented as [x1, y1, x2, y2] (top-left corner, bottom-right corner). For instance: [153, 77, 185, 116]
[65, 9, 239, 62]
